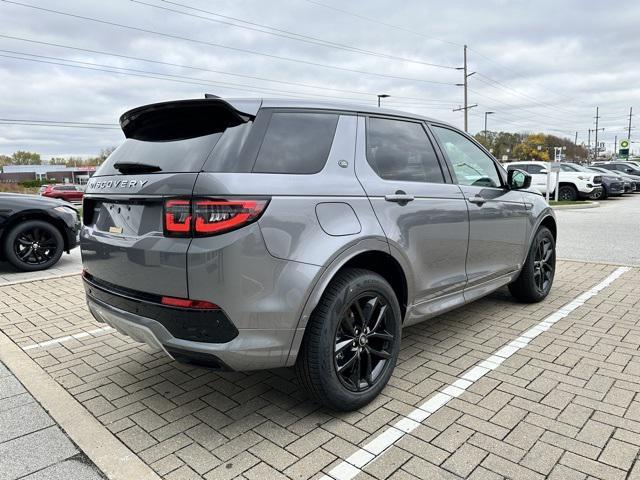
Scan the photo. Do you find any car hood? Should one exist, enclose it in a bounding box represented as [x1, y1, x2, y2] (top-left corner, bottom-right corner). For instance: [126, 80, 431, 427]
[0, 192, 72, 208]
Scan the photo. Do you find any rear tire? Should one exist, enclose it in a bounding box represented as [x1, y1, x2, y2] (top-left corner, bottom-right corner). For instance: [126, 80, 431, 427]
[3, 220, 64, 272]
[509, 227, 555, 303]
[557, 185, 578, 201]
[295, 268, 401, 411]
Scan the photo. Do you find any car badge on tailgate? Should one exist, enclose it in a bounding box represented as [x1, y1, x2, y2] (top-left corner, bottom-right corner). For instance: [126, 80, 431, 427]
[109, 226, 124, 234]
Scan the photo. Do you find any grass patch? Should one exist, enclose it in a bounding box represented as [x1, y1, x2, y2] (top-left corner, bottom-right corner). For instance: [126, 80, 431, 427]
[549, 200, 590, 206]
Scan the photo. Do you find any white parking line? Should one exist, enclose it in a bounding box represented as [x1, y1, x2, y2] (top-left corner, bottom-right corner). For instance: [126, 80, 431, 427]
[322, 266, 630, 480]
[22, 326, 114, 351]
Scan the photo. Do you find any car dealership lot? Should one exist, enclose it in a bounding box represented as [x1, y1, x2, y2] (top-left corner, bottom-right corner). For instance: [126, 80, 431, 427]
[2, 260, 640, 479]
[555, 193, 640, 266]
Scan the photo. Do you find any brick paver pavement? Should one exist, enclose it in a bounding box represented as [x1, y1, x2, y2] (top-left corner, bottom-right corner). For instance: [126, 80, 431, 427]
[0, 359, 105, 480]
[1, 260, 640, 479]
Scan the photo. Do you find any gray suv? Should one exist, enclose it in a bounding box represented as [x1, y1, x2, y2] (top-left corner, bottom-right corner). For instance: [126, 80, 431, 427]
[81, 97, 557, 410]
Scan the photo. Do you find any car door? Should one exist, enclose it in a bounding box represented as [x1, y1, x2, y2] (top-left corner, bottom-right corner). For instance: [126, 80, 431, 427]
[355, 115, 469, 317]
[430, 124, 528, 295]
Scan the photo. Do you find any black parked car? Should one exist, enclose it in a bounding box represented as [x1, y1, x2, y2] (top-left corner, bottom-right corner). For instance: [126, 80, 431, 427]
[0, 193, 80, 271]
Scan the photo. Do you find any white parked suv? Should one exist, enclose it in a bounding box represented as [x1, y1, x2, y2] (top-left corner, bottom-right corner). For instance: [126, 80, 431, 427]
[504, 161, 603, 201]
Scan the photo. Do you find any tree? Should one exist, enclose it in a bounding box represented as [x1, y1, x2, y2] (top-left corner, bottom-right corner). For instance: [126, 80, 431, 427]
[0, 154, 11, 167]
[49, 157, 67, 165]
[512, 134, 550, 162]
[12, 150, 41, 165]
[99, 147, 116, 162]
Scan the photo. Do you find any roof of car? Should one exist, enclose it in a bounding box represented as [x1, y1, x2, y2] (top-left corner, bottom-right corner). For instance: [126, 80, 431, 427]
[219, 96, 450, 125]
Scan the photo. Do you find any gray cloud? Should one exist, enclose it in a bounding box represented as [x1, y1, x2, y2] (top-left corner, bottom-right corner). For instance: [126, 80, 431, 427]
[1, 0, 638, 157]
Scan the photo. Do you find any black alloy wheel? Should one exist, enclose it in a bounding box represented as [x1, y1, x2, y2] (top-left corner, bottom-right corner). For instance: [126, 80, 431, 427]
[334, 293, 394, 392]
[4, 220, 64, 272]
[533, 236, 554, 295]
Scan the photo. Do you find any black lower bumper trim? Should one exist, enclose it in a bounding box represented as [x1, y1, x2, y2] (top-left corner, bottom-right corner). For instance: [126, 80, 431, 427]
[83, 273, 238, 344]
[166, 347, 232, 371]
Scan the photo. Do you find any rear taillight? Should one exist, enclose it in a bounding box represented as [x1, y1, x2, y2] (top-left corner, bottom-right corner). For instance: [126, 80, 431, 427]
[163, 198, 269, 237]
[164, 199, 192, 236]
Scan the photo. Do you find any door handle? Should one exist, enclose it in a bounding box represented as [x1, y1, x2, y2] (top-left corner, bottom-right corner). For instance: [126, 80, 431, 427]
[467, 195, 486, 205]
[385, 191, 415, 204]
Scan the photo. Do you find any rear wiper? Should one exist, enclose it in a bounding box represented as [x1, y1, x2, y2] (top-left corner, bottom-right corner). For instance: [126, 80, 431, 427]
[113, 162, 162, 174]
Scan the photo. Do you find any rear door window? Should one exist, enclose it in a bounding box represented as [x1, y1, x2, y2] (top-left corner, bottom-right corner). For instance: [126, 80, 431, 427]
[252, 112, 339, 174]
[366, 117, 444, 183]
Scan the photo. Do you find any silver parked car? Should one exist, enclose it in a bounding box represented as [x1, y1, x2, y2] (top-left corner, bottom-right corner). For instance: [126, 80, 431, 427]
[81, 97, 557, 410]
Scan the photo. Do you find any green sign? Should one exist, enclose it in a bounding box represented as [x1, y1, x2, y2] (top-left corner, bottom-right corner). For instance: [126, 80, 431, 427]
[620, 139, 630, 149]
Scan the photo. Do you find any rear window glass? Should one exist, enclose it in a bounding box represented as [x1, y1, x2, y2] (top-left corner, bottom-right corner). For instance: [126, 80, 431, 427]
[97, 134, 222, 176]
[252, 112, 339, 174]
[367, 117, 444, 183]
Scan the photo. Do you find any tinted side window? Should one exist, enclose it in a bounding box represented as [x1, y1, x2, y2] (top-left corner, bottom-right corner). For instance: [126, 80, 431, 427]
[527, 164, 546, 174]
[432, 126, 502, 188]
[366, 117, 444, 183]
[252, 112, 339, 174]
[560, 164, 578, 172]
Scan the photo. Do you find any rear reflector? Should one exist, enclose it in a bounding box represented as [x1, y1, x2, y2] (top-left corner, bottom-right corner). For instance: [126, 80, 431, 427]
[161, 296, 219, 309]
[163, 197, 269, 237]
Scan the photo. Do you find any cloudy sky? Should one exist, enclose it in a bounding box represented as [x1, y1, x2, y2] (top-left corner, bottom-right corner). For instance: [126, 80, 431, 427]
[1, 0, 639, 158]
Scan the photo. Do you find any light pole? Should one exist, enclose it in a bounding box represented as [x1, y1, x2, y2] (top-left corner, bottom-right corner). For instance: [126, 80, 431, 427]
[484, 111, 494, 142]
[377, 94, 390, 108]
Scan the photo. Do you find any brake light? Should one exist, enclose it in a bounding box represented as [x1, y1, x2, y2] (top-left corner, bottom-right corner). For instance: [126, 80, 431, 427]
[194, 199, 268, 235]
[164, 199, 191, 235]
[161, 296, 219, 309]
[163, 198, 268, 237]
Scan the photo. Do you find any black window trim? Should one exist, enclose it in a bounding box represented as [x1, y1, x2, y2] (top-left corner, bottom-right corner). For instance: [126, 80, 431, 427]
[248, 108, 344, 175]
[427, 122, 507, 189]
[363, 114, 452, 184]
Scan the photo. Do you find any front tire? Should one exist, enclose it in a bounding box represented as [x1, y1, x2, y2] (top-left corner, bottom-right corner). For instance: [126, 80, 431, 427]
[295, 268, 401, 411]
[3, 220, 64, 272]
[557, 185, 578, 201]
[509, 227, 556, 303]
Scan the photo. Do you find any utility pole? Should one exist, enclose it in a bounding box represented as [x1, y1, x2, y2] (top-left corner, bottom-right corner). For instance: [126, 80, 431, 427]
[455, 45, 476, 132]
[574, 131, 578, 146]
[614, 135, 618, 157]
[588, 129, 592, 158]
[594, 107, 603, 161]
[628, 107, 633, 140]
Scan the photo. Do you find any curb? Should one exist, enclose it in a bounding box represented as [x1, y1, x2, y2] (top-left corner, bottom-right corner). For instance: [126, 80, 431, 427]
[0, 331, 161, 480]
[550, 201, 600, 210]
[0, 270, 81, 287]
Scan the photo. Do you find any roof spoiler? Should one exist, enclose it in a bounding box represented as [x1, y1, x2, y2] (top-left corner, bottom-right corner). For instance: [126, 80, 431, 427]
[119, 97, 257, 141]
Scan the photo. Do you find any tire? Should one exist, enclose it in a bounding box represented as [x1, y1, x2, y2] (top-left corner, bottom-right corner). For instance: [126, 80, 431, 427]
[509, 227, 556, 303]
[3, 220, 64, 272]
[557, 185, 578, 201]
[595, 188, 607, 200]
[295, 268, 402, 411]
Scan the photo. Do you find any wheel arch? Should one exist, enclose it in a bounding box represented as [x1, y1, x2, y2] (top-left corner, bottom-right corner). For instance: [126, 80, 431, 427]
[286, 239, 412, 366]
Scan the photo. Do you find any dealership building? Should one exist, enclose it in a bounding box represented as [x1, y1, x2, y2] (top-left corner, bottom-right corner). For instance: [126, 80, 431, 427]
[0, 164, 97, 184]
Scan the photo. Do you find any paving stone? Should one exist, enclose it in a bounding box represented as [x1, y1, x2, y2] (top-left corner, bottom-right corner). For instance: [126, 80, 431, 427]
[22, 457, 104, 480]
[598, 438, 639, 471]
[0, 427, 78, 480]
[520, 441, 563, 475]
[0, 402, 54, 444]
[441, 443, 488, 477]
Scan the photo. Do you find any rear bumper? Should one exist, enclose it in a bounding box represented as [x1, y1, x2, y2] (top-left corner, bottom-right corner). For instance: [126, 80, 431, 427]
[86, 295, 297, 371]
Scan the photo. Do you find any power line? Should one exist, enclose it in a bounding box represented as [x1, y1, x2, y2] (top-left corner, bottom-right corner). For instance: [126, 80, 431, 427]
[0, 50, 465, 110]
[0, 118, 117, 125]
[0, 121, 119, 129]
[303, 0, 462, 48]
[131, 0, 459, 70]
[301, 1, 592, 112]
[0, 34, 459, 105]
[1, 0, 457, 86]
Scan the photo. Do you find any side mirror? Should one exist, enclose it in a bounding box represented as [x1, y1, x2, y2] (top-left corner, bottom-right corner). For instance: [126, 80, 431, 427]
[508, 169, 532, 190]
